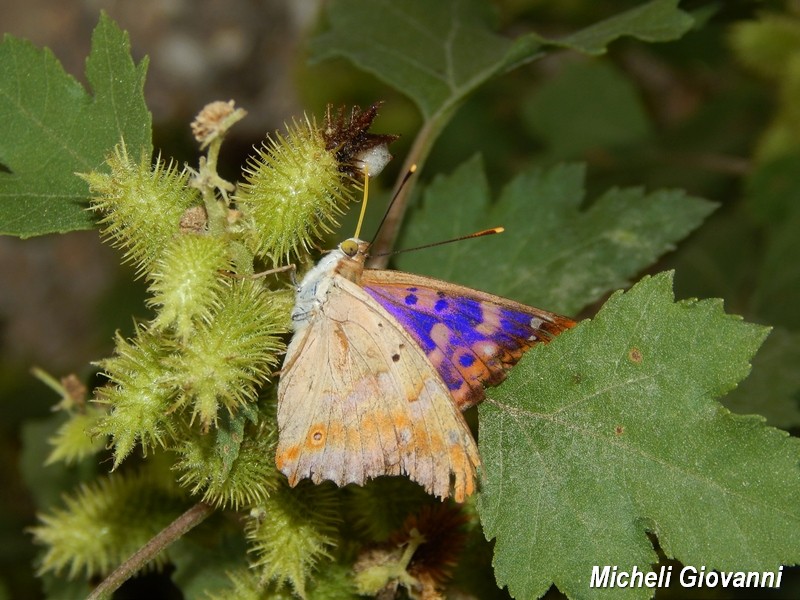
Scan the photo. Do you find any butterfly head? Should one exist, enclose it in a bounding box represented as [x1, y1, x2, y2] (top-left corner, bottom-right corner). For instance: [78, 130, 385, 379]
[334, 238, 370, 282]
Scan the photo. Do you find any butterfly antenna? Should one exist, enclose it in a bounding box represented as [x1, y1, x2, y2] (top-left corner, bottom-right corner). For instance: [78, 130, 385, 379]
[369, 164, 417, 246]
[353, 165, 370, 240]
[373, 227, 505, 257]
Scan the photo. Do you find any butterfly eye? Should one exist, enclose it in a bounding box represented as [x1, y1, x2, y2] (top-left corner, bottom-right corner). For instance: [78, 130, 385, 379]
[340, 239, 359, 257]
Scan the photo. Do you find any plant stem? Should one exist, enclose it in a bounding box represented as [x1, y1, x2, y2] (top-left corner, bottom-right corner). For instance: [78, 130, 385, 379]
[87, 501, 215, 600]
[368, 117, 442, 268]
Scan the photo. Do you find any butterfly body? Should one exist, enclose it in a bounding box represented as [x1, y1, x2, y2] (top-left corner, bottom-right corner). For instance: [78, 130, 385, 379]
[276, 238, 574, 501]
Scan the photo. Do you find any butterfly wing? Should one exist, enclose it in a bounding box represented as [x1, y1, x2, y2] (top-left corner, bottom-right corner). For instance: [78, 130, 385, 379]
[276, 274, 480, 501]
[361, 269, 576, 410]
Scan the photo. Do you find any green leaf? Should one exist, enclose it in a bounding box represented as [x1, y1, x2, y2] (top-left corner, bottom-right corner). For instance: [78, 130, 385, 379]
[310, 0, 691, 121]
[397, 157, 716, 315]
[216, 404, 258, 478]
[477, 272, 798, 600]
[522, 61, 652, 159]
[311, 0, 693, 249]
[310, 0, 516, 121]
[0, 12, 151, 237]
[539, 0, 694, 56]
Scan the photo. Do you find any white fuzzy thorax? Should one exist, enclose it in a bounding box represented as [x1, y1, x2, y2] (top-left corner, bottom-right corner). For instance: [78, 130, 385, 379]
[290, 246, 346, 332]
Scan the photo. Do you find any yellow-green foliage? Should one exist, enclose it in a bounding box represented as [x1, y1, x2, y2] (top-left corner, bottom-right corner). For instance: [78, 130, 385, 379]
[236, 119, 354, 260]
[84, 112, 354, 465]
[93, 326, 178, 466]
[205, 567, 292, 600]
[31, 469, 187, 579]
[45, 406, 107, 465]
[169, 279, 285, 430]
[96, 279, 286, 461]
[205, 563, 357, 600]
[246, 482, 341, 598]
[149, 233, 233, 340]
[352, 539, 420, 597]
[730, 13, 800, 161]
[84, 146, 199, 276]
[304, 562, 360, 600]
[43, 104, 375, 597]
[175, 421, 281, 509]
[730, 14, 800, 79]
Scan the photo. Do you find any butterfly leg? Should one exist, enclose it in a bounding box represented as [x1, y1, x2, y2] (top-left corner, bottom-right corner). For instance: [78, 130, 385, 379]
[217, 263, 296, 281]
[252, 263, 296, 280]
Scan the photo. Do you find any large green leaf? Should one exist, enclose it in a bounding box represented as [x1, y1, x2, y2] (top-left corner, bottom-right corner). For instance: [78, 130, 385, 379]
[311, 0, 513, 121]
[311, 0, 693, 260]
[477, 272, 797, 599]
[397, 156, 716, 315]
[310, 0, 692, 121]
[541, 0, 694, 56]
[0, 13, 151, 237]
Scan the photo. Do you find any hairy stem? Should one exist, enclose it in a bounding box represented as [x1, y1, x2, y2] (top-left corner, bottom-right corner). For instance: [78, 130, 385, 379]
[87, 502, 215, 600]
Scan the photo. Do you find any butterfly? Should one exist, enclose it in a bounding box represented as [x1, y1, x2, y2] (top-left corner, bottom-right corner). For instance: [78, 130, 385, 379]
[275, 236, 575, 502]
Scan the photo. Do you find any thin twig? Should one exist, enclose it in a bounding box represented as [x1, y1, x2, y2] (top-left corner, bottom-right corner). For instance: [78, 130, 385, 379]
[87, 501, 215, 600]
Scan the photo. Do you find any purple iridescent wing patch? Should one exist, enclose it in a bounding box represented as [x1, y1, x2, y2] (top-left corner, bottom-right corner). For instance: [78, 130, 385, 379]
[361, 271, 575, 410]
